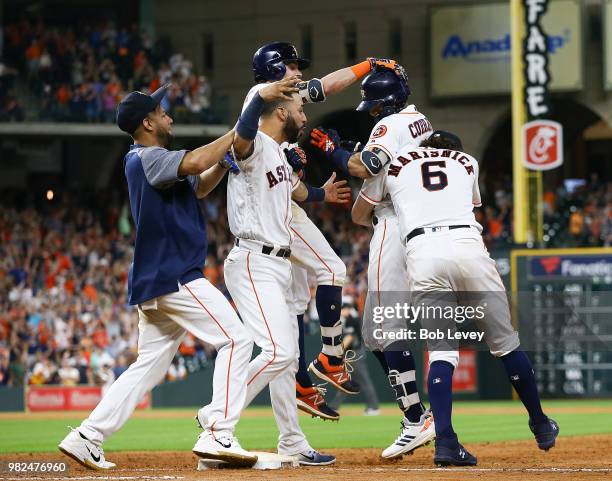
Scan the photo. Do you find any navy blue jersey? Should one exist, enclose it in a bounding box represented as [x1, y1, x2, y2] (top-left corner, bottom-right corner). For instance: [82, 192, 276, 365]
[123, 144, 206, 305]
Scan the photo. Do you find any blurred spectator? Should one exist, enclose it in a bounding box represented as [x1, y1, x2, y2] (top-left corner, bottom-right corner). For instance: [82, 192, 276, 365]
[57, 354, 80, 386]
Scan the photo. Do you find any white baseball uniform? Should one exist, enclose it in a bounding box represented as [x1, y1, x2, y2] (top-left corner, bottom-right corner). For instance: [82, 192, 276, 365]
[243, 83, 347, 315]
[384, 146, 520, 358]
[224, 129, 311, 455]
[358, 106, 447, 357]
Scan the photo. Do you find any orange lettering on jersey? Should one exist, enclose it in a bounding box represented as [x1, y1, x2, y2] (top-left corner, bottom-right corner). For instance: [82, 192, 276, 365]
[371, 125, 387, 138]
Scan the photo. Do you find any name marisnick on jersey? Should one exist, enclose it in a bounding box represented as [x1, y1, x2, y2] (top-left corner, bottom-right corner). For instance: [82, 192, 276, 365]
[388, 149, 475, 177]
[266, 164, 292, 188]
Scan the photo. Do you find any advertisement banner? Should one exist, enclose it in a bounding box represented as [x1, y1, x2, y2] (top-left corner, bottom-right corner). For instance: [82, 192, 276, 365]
[528, 254, 612, 279]
[26, 386, 150, 412]
[522, 119, 563, 170]
[430, 0, 582, 97]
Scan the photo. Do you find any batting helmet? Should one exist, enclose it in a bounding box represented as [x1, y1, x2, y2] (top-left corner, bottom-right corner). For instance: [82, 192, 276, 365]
[252, 42, 310, 82]
[356, 68, 411, 119]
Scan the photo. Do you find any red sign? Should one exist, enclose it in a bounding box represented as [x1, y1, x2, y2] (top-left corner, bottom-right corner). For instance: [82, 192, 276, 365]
[26, 386, 150, 411]
[424, 349, 477, 393]
[522, 120, 563, 171]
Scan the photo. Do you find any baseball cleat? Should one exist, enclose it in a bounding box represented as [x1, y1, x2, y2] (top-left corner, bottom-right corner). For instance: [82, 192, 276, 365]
[434, 442, 477, 467]
[296, 383, 340, 421]
[192, 430, 258, 467]
[382, 410, 436, 459]
[529, 417, 559, 451]
[294, 449, 336, 466]
[309, 352, 360, 394]
[58, 427, 116, 470]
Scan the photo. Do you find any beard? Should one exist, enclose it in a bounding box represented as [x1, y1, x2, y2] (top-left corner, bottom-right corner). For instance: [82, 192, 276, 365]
[283, 114, 302, 144]
[155, 125, 173, 148]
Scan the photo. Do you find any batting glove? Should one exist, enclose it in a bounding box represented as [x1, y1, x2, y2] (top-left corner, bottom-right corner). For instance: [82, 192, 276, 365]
[310, 127, 342, 158]
[284, 147, 308, 177]
[367, 57, 398, 71]
[219, 152, 239, 174]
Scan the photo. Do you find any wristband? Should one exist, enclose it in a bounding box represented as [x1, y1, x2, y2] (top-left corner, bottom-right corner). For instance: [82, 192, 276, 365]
[351, 60, 371, 79]
[330, 148, 351, 176]
[304, 184, 325, 203]
[236, 92, 265, 140]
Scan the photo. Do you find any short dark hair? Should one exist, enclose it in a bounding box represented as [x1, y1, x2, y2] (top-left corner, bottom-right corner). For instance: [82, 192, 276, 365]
[261, 98, 291, 117]
[421, 130, 463, 151]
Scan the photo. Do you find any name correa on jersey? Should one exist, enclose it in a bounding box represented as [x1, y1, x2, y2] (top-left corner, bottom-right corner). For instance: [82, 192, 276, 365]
[409, 118, 433, 139]
[388, 149, 475, 178]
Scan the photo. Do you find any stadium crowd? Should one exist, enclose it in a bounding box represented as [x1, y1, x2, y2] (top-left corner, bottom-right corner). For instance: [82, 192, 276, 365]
[1, 19, 215, 123]
[0, 173, 610, 388]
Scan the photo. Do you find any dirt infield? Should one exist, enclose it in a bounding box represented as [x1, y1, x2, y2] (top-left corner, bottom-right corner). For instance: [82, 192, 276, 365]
[2, 435, 612, 481]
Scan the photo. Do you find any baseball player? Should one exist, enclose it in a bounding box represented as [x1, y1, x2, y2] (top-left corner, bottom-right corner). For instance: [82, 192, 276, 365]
[218, 76, 348, 465]
[381, 130, 559, 466]
[244, 42, 401, 419]
[59, 85, 258, 469]
[310, 67, 441, 458]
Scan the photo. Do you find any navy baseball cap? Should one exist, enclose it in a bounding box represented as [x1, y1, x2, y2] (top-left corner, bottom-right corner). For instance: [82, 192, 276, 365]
[428, 130, 463, 151]
[116, 84, 169, 134]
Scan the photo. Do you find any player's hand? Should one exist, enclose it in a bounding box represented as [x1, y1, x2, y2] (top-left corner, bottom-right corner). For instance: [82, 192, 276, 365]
[310, 127, 341, 158]
[219, 152, 239, 173]
[259, 76, 300, 102]
[322, 172, 351, 204]
[367, 57, 397, 71]
[284, 147, 307, 176]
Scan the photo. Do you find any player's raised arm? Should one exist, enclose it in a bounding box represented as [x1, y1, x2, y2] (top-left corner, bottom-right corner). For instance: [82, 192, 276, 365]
[351, 195, 375, 227]
[310, 127, 375, 178]
[178, 130, 234, 176]
[233, 76, 299, 159]
[319, 58, 398, 97]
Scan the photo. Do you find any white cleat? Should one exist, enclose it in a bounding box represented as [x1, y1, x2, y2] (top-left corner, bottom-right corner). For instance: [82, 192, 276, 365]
[192, 430, 258, 467]
[58, 428, 116, 470]
[382, 411, 436, 459]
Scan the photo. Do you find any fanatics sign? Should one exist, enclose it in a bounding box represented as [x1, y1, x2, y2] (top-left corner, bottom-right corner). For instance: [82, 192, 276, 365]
[522, 120, 563, 171]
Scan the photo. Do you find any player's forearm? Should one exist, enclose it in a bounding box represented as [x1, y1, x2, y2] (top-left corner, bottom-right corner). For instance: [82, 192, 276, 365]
[196, 164, 227, 198]
[348, 153, 372, 178]
[321, 67, 360, 96]
[292, 182, 308, 202]
[351, 197, 374, 226]
[179, 130, 234, 176]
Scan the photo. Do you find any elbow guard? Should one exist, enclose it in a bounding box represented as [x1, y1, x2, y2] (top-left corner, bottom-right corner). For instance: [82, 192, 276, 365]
[298, 78, 326, 104]
[360, 147, 390, 176]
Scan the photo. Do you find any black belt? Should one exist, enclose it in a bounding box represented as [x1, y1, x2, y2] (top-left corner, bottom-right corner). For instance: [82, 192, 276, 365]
[372, 216, 378, 226]
[235, 238, 291, 258]
[405, 225, 471, 244]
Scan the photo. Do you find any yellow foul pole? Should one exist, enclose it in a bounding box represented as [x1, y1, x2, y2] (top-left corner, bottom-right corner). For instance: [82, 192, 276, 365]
[511, 0, 529, 244]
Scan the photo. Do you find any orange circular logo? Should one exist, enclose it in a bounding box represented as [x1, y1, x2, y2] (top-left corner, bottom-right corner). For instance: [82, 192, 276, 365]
[371, 125, 387, 138]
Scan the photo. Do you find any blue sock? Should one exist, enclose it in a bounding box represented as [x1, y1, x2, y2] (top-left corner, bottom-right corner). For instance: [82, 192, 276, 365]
[385, 345, 424, 423]
[295, 314, 313, 387]
[500, 350, 547, 424]
[428, 360, 458, 448]
[316, 285, 343, 365]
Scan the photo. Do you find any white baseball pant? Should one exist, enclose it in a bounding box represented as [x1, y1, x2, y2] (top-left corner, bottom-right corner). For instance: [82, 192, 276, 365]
[78, 278, 253, 443]
[224, 243, 310, 456]
[405, 227, 520, 360]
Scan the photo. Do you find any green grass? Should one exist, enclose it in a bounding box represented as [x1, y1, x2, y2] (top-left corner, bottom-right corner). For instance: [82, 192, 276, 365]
[1, 400, 611, 453]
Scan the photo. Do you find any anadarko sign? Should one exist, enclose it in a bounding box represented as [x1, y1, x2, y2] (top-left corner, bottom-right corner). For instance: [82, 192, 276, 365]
[431, 0, 582, 97]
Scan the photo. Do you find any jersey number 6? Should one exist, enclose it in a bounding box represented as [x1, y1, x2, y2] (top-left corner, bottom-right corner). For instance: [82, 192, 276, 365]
[421, 161, 448, 191]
